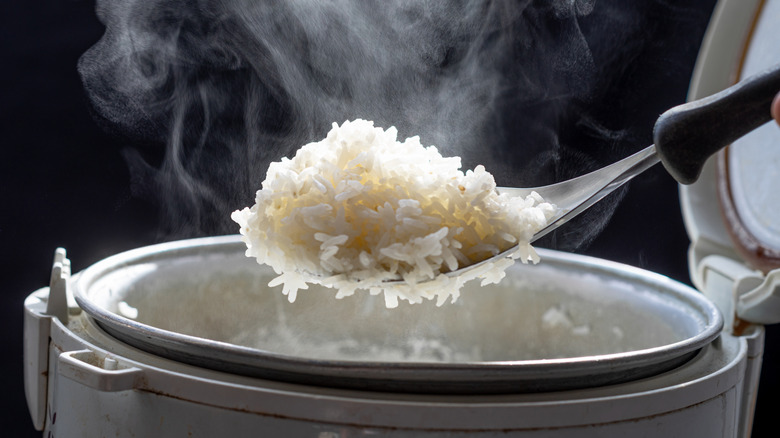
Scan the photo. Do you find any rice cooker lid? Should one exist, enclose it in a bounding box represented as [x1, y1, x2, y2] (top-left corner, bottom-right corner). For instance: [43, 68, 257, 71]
[681, 0, 780, 326]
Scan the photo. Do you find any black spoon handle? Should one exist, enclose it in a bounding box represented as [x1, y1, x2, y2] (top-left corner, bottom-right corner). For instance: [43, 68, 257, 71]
[654, 63, 780, 184]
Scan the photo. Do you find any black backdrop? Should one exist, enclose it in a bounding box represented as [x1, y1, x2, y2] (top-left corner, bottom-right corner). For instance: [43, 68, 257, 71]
[3, 1, 778, 437]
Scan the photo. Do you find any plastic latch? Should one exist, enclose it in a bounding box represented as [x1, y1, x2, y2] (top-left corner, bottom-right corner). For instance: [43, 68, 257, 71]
[697, 254, 780, 329]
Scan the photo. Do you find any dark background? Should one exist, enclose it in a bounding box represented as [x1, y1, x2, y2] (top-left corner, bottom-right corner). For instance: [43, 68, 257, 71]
[2, 0, 778, 436]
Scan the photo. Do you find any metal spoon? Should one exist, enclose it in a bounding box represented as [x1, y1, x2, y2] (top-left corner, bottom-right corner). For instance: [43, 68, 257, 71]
[389, 62, 780, 284]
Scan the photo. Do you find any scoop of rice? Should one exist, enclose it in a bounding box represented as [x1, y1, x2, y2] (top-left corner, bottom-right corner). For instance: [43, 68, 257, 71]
[232, 119, 556, 308]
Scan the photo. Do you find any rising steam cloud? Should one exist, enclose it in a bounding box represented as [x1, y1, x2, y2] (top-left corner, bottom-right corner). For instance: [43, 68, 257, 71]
[78, 0, 706, 249]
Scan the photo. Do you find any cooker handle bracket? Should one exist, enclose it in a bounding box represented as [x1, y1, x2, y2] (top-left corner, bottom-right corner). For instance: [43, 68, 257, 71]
[58, 349, 144, 392]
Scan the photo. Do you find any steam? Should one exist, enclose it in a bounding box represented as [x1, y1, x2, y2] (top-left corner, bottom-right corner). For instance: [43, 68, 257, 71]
[78, 0, 680, 249]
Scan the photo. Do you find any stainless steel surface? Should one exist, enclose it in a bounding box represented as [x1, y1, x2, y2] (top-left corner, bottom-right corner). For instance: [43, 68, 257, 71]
[502, 145, 659, 243]
[72, 235, 722, 394]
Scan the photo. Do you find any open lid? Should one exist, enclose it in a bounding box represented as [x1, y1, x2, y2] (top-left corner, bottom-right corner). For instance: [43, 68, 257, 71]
[682, 0, 780, 327]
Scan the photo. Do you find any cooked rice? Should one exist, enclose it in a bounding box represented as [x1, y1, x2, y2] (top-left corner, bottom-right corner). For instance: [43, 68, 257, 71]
[232, 119, 556, 308]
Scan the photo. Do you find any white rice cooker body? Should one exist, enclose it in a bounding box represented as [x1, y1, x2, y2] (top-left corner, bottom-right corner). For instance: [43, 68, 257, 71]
[23, 244, 758, 438]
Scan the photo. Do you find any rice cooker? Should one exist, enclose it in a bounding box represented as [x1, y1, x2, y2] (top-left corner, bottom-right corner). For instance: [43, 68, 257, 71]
[22, 0, 780, 436]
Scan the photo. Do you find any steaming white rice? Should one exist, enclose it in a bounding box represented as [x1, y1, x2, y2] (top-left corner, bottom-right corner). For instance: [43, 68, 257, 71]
[232, 119, 556, 308]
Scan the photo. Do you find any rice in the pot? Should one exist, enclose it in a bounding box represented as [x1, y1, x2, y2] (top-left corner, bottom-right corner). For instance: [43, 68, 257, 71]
[232, 119, 556, 308]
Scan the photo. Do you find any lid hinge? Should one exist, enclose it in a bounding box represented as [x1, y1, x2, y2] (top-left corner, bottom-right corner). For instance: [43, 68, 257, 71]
[697, 254, 780, 331]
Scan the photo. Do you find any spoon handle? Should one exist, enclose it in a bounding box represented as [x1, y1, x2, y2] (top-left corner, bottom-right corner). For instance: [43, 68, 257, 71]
[654, 62, 780, 184]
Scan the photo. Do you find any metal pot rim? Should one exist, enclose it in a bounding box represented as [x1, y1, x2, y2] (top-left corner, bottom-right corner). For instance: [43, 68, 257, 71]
[73, 235, 723, 394]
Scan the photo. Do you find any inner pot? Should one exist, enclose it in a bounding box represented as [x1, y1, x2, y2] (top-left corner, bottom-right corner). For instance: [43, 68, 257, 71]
[72, 235, 722, 394]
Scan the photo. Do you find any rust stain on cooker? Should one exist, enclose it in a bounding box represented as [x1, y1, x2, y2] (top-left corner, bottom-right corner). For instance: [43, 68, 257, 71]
[732, 317, 753, 336]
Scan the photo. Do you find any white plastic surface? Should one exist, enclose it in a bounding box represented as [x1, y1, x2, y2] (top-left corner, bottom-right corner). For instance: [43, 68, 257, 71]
[58, 350, 144, 392]
[23, 291, 50, 431]
[726, 0, 780, 255]
[23, 248, 74, 431]
[727, 0, 780, 251]
[38, 294, 751, 437]
[739, 270, 780, 324]
[697, 255, 763, 330]
[682, 0, 780, 325]
[683, 0, 762, 290]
